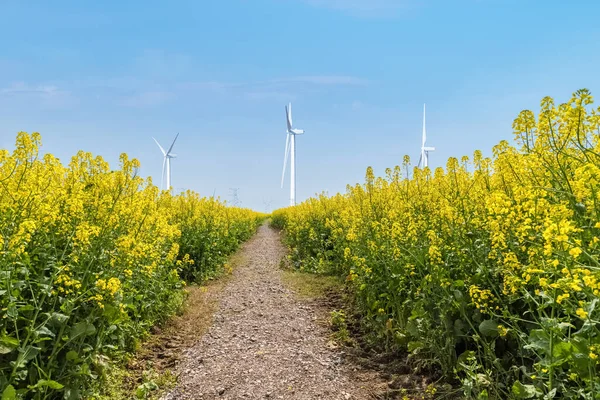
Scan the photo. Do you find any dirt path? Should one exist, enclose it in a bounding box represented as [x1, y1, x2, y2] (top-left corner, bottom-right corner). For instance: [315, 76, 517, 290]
[163, 224, 376, 400]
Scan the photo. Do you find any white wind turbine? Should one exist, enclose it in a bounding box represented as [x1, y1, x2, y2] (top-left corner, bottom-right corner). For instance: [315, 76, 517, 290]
[280, 103, 305, 206]
[153, 133, 179, 191]
[418, 104, 435, 168]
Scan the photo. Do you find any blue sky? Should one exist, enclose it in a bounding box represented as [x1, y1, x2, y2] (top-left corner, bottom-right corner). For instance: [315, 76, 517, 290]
[1, 0, 599, 211]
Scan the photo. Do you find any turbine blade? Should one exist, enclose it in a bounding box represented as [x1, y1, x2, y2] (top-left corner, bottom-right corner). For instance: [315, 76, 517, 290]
[153, 137, 167, 156]
[167, 132, 179, 155]
[418, 153, 423, 168]
[286, 103, 293, 131]
[281, 133, 291, 188]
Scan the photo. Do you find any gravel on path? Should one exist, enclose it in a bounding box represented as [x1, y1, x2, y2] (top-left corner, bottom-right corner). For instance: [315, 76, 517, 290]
[163, 224, 376, 400]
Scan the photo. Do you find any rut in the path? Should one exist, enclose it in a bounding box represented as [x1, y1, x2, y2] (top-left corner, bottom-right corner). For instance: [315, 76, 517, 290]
[163, 224, 375, 400]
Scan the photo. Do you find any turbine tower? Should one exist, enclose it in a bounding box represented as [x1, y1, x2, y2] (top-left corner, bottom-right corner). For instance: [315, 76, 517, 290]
[153, 133, 179, 191]
[280, 103, 305, 206]
[418, 104, 435, 168]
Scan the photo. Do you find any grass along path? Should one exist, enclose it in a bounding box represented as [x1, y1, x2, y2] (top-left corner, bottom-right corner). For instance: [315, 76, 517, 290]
[161, 223, 382, 400]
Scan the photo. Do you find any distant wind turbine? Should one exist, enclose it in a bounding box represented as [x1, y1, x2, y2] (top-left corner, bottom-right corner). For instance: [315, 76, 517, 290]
[153, 133, 179, 191]
[418, 104, 435, 168]
[280, 103, 305, 206]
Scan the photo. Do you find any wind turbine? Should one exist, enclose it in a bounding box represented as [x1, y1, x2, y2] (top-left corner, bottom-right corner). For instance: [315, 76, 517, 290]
[153, 133, 179, 191]
[418, 104, 435, 168]
[280, 103, 305, 206]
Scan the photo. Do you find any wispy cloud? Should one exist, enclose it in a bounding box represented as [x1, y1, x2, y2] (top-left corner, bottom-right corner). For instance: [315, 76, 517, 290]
[1, 82, 61, 95]
[0, 72, 366, 110]
[182, 75, 365, 103]
[113, 75, 367, 107]
[0, 82, 75, 108]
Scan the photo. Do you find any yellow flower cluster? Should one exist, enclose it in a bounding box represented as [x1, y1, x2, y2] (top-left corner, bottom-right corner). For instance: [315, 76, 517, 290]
[469, 285, 498, 314]
[0, 131, 263, 397]
[55, 272, 82, 295]
[272, 89, 600, 396]
[96, 277, 122, 296]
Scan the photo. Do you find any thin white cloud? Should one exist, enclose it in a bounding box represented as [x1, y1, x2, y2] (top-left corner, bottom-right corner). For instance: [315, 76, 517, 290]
[164, 75, 366, 104]
[0, 82, 75, 108]
[0, 73, 366, 109]
[1, 82, 60, 95]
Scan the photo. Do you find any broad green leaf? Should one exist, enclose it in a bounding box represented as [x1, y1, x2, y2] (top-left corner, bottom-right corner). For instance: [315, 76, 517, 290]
[454, 319, 467, 337]
[524, 329, 550, 354]
[22, 346, 40, 362]
[34, 379, 64, 390]
[36, 326, 55, 338]
[48, 312, 69, 325]
[1, 385, 16, 400]
[511, 381, 538, 399]
[66, 350, 79, 361]
[407, 341, 424, 352]
[406, 320, 419, 337]
[552, 341, 573, 363]
[6, 304, 17, 319]
[70, 321, 96, 340]
[0, 336, 19, 354]
[478, 320, 499, 338]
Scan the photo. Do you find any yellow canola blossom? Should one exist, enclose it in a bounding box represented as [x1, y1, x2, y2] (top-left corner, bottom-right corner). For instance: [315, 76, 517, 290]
[0, 131, 264, 397]
[272, 89, 600, 397]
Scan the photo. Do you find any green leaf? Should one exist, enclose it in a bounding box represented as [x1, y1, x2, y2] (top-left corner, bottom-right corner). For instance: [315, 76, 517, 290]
[64, 387, 80, 400]
[22, 346, 40, 362]
[66, 350, 79, 361]
[511, 381, 538, 399]
[36, 326, 55, 338]
[34, 379, 64, 390]
[406, 320, 419, 337]
[70, 321, 96, 340]
[478, 320, 499, 338]
[524, 329, 550, 354]
[48, 312, 69, 325]
[407, 341, 424, 352]
[6, 304, 17, 319]
[0, 336, 19, 354]
[454, 319, 467, 337]
[552, 340, 573, 363]
[1, 385, 16, 400]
